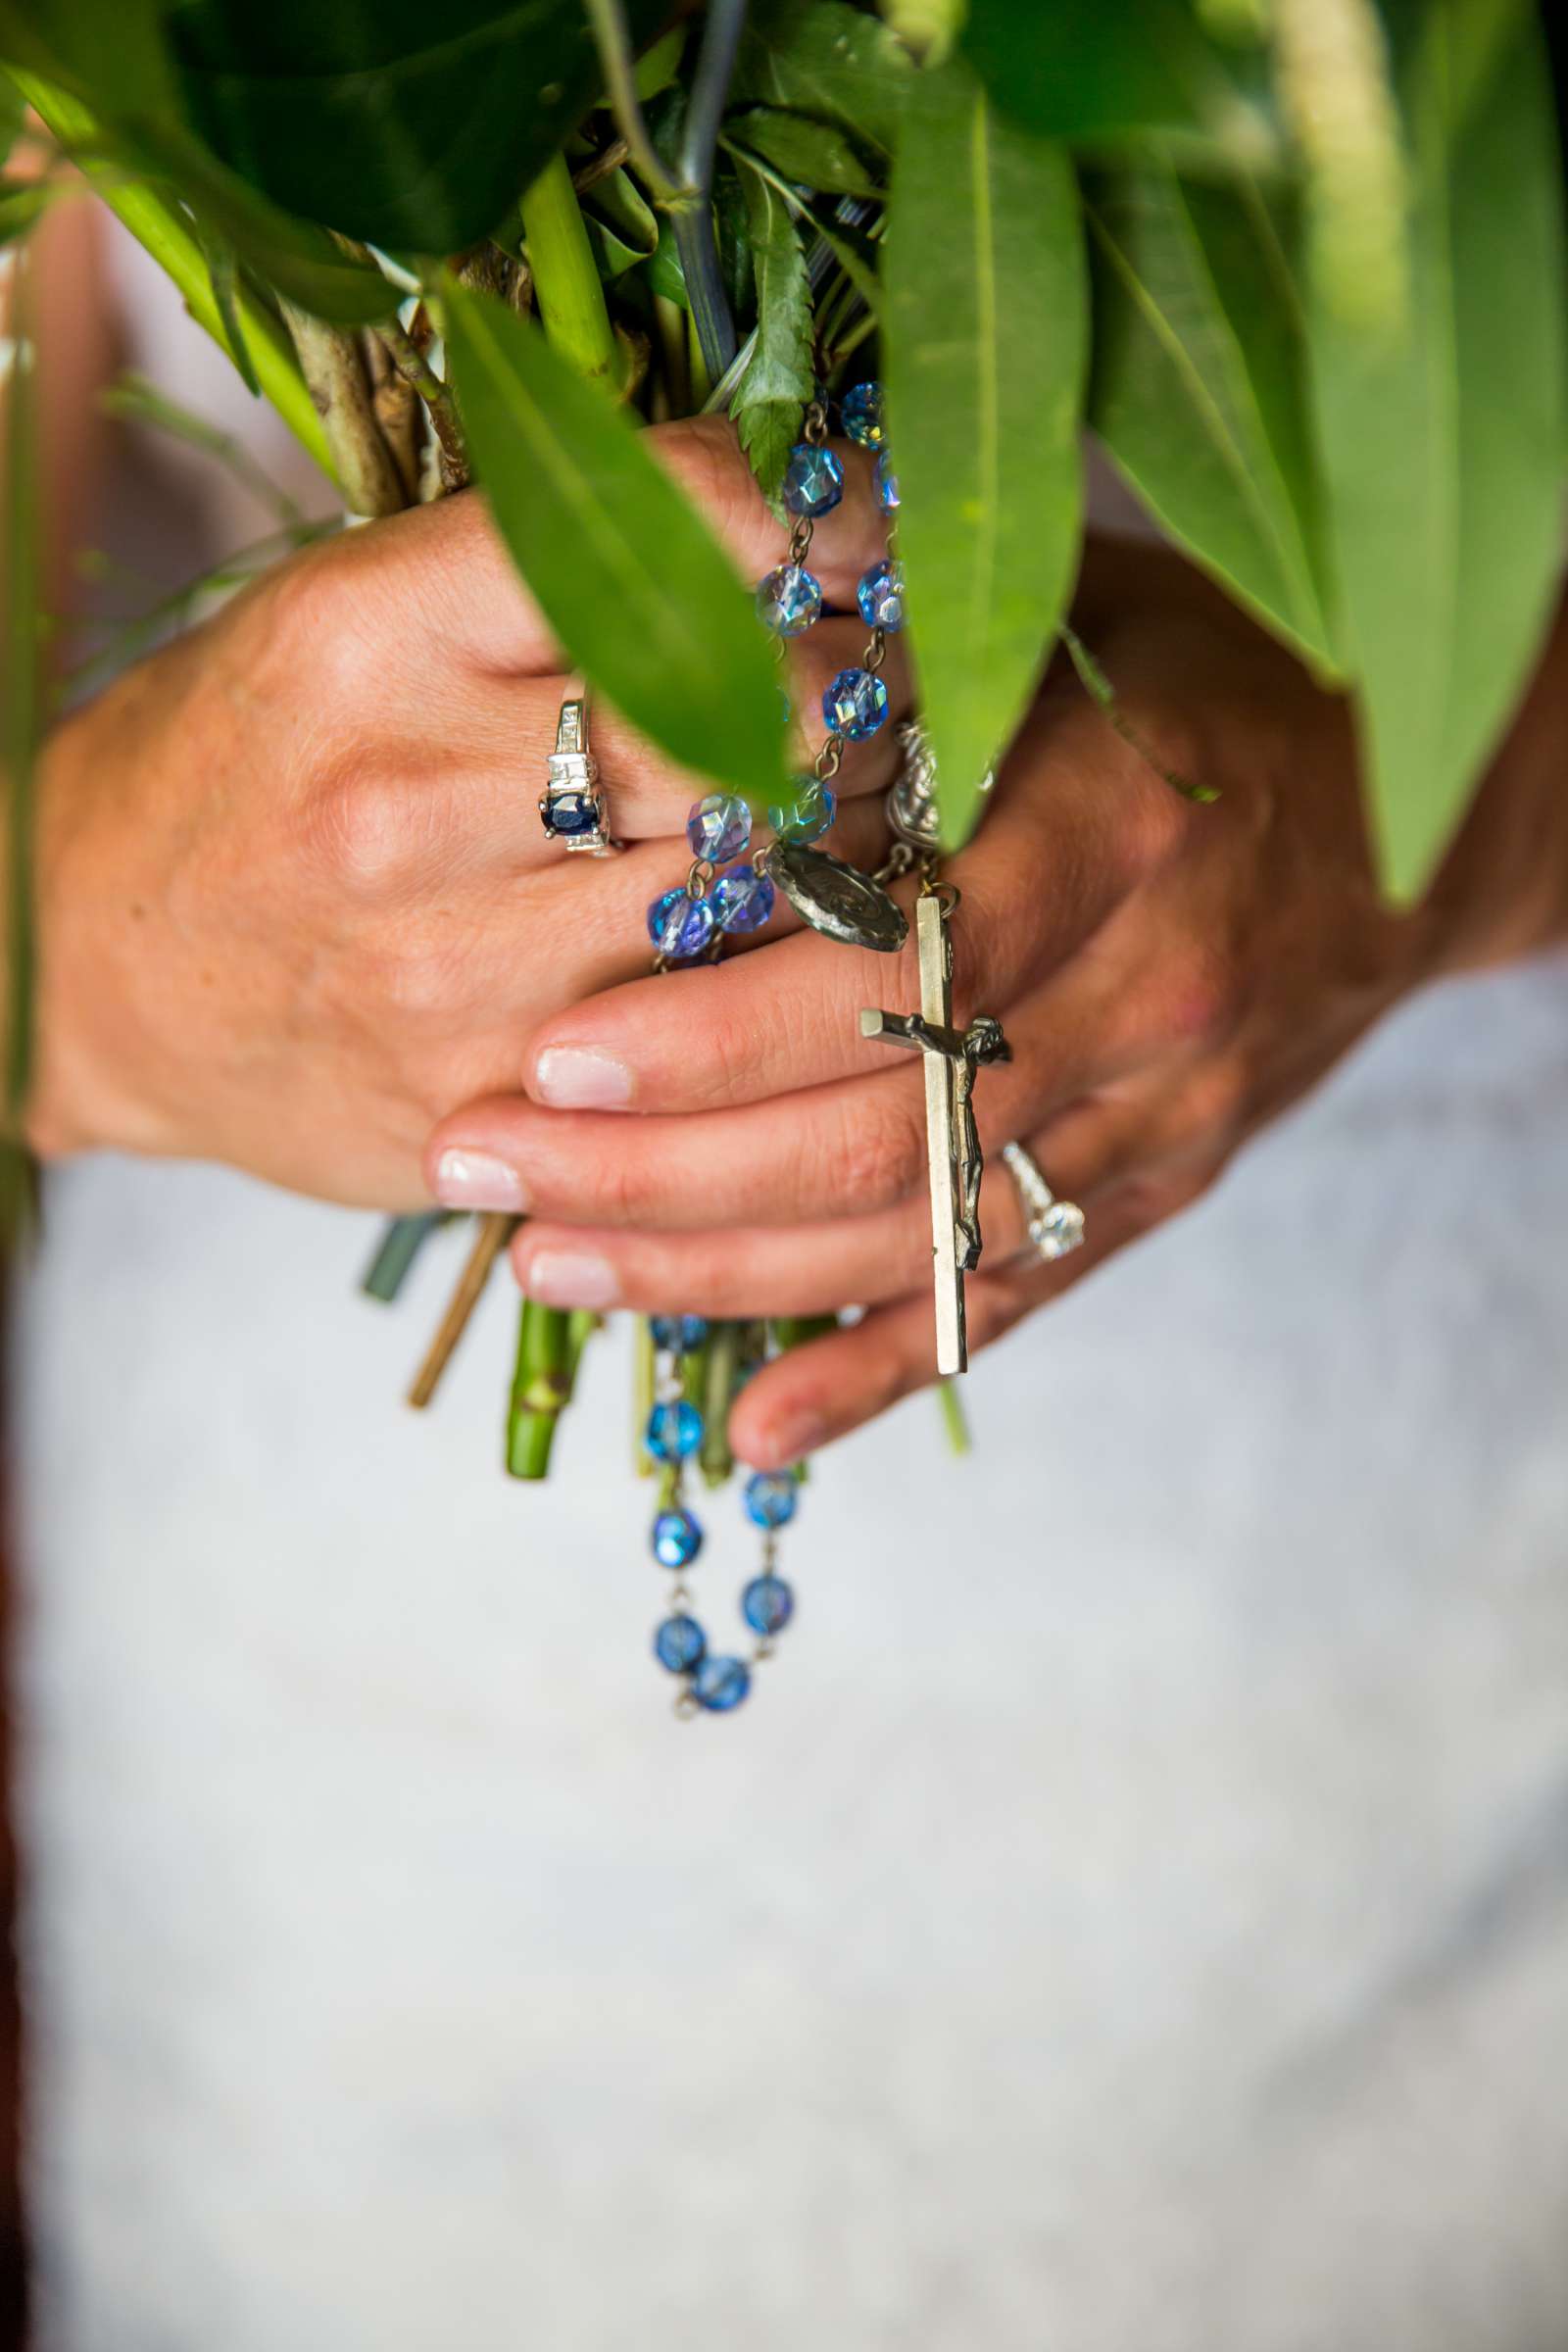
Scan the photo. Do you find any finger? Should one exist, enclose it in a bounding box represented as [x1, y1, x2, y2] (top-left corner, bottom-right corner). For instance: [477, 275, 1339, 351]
[370, 416, 891, 681]
[504, 1080, 1163, 1315]
[427, 962, 1164, 1227]
[726, 1187, 1161, 1469]
[519, 688, 1172, 1114]
[451, 625, 910, 867]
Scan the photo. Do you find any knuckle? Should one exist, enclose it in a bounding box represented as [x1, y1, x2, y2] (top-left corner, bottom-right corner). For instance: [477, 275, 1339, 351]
[832, 1091, 925, 1213]
[1161, 943, 1240, 1051]
[1116, 771, 1194, 885]
[302, 760, 427, 901]
[1176, 1058, 1250, 1145]
[659, 416, 759, 542]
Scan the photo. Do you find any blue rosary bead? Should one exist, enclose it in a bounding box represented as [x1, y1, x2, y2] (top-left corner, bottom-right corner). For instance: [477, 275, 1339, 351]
[767, 775, 837, 845]
[645, 1399, 703, 1462]
[650, 1313, 708, 1354]
[841, 380, 886, 449]
[711, 861, 775, 935]
[647, 887, 715, 960]
[744, 1469, 799, 1529]
[654, 1614, 708, 1674]
[693, 1654, 751, 1711]
[782, 444, 844, 518]
[686, 792, 752, 863]
[742, 1574, 795, 1636]
[823, 667, 889, 741]
[857, 557, 905, 632]
[875, 451, 900, 513]
[651, 1507, 704, 1568]
[755, 563, 822, 637]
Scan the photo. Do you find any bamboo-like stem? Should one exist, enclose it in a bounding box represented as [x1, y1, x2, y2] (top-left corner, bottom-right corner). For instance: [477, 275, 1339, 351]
[519, 152, 623, 390]
[580, 0, 742, 380]
[937, 1378, 971, 1455]
[507, 1297, 575, 1479]
[670, 0, 747, 377]
[634, 1316, 657, 1475]
[280, 304, 407, 517]
[12, 74, 334, 482]
[580, 0, 682, 204]
[406, 1211, 518, 1408]
[700, 1321, 741, 1487]
[770, 1315, 838, 1350]
[364, 330, 419, 503]
[371, 311, 469, 488]
[362, 1210, 446, 1303]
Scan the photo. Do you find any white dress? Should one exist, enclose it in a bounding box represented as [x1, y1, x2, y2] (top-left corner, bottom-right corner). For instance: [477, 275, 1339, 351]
[13, 228, 1568, 2352]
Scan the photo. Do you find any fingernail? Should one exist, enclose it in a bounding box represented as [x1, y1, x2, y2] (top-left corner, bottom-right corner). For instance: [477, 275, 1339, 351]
[533, 1046, 635, 1109]
[433, 1148, 528, 1211]
[522, 1248, 620, 1309]
[760, 1407, 829, 1466]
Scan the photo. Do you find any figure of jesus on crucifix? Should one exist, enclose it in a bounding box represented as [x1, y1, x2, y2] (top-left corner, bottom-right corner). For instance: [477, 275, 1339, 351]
[859, 894, 1011, 1375]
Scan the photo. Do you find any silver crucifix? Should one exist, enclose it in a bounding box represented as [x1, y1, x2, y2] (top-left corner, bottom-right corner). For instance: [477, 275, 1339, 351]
[859, 892, 1009, 1377]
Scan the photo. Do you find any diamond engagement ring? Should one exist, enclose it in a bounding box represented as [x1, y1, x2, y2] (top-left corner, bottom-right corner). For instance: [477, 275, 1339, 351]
[539, 695, 616, 854]
[1001, 1140, 1086, 1263]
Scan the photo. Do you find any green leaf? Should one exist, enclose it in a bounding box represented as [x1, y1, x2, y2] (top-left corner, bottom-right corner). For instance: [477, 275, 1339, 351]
[1307, 2, 1567, 899]
[960, 0, 1277, 166]
[726, 106, 880, 197]
[885, 58, 1087, 848]
[0, 176, 51, 243]
[1085, 164, 1339, 677]
[729, 156, 814, 505]
[733, 0, 913, 161]
[197, 221, 260, 393]
[169, 0, 670, 252]
[0, 64, 23, 164]
[581, 164, 658, 280]
[445, 282, 787, 808]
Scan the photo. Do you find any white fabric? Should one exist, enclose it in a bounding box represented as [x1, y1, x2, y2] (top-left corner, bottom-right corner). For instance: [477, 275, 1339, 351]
[11, 222, 1568, 2351]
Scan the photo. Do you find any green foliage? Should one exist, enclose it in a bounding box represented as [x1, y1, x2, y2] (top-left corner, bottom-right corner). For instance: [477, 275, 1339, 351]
[169, 0, 666, 253]
[886, 57, 1087, 848]
[733, 0, 912, 159]
[726, 106, 880, 196]
[1307, 1, 1566, 898]
[729, 155, 814, 504]
[445, 281, 788, 808]
[4, 0, 1565, 907]
[0, 178, 52, 243]
[1086, 165, 1340, 678]
[960, 0, 1278, 163]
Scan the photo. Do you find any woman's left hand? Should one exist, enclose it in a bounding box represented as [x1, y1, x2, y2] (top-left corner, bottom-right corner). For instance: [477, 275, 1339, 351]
[423, 540, 1524, 1468]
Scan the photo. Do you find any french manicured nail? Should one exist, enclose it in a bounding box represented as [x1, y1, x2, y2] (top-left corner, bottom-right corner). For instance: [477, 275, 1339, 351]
[532, 1045, 635, 1109]
[760, 1408, 829, 1465]
[522, 1248, 620, 1309]
[433, 1148, 528, 1212]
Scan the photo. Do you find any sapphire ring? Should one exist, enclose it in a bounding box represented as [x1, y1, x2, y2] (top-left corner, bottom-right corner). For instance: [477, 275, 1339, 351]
[539, 695, 617, 855]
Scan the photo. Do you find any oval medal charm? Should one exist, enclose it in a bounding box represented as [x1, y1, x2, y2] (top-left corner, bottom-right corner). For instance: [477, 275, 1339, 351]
[763, 841, 909, 954]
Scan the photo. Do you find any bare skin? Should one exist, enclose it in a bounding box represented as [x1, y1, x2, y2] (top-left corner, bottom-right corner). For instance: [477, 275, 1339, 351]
[24, 418, 906, 1204]
[17, 218, 1567, 1466]
[420, 542, 1568, 1466]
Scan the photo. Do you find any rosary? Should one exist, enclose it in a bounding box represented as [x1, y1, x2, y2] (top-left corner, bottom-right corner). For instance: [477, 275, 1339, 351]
[391, 382, 1014, 1720]
[595, 382, 1009, 1717]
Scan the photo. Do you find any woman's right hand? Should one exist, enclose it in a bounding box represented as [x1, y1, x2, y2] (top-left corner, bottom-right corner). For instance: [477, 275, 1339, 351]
[24, 417, 900, 1207]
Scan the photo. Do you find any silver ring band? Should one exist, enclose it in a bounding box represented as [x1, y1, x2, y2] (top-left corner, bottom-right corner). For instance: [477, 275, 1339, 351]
[1001, 1140, 1085, 1263]
[539, 695, 617, 855]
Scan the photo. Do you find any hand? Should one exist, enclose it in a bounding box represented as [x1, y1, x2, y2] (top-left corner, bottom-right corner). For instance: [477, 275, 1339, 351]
[26, 418, 904, 1206]
[425, 539, 1488, 1462]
